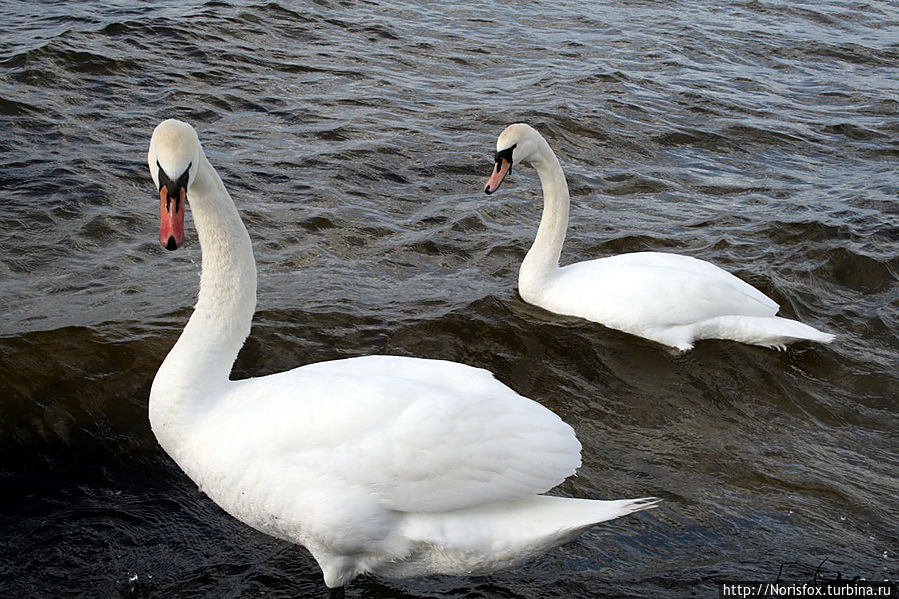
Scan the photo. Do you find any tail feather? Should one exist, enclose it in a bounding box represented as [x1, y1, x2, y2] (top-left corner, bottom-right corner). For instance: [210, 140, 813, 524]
[698, 315, 835, 349]
[401, 495, 660, 576]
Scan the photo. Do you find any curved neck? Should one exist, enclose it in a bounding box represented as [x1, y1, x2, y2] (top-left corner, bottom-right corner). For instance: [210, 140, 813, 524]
[519, 143, 570, 299]
[150, 153, 256, 446]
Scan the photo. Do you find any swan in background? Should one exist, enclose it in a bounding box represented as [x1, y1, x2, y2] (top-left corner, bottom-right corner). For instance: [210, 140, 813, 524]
[484, 123, 835, 352]
[147, 119, 658, 598]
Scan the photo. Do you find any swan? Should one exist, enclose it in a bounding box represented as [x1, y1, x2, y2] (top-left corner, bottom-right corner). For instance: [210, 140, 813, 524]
[146, 119, 658, 598]
[484, 123, 835, 352]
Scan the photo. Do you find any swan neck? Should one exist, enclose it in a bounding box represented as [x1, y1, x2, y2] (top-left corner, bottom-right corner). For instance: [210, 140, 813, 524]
[150, 152, 256, 443]
[520, 146, 569, 298]
[190, 155, 257, 364]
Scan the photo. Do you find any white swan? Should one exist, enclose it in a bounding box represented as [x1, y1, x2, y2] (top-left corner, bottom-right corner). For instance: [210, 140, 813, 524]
[484, 123, 835, 352]
[147, 119, 658, 598]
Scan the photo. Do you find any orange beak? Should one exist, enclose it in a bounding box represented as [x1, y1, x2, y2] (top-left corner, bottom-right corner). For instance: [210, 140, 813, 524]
[159, 184, 185, 250]
[484, 157, 512, 195]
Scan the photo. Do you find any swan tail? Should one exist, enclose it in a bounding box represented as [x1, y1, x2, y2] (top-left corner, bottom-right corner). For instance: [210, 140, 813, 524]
[698, 315, 835, 350]
[399, 496, 659, 575]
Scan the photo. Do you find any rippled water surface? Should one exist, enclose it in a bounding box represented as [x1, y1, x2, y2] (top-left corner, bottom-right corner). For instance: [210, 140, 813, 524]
[1, 1, 897, 597]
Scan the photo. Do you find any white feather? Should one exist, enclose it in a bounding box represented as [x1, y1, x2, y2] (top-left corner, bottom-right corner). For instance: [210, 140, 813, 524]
[487, 123, 835, 351]
[146, 120, 657, 592]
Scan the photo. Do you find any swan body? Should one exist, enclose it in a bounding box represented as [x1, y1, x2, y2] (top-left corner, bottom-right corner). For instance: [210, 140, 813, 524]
[146, 119, 657, 595]
[484, 123, 835, 352]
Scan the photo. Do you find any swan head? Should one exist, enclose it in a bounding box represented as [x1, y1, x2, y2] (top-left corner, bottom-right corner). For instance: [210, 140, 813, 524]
[148, 119, 203, 251]
[484, 123, 545, 195]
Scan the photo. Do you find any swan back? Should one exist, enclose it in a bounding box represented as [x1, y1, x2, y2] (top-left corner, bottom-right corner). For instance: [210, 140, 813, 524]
[204, 356, 582, 516]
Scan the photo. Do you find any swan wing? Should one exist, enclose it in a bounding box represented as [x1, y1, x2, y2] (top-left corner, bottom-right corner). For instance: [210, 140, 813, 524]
[215, 356, 581, 514]
[545, 252, 778, 327]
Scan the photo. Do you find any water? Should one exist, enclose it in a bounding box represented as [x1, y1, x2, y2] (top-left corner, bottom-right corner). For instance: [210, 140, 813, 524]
[1, 1, 896, 597]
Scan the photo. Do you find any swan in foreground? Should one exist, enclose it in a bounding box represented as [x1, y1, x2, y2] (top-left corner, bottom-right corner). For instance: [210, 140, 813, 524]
[484, 123, 835, 352]
[146, 119, 658, 597]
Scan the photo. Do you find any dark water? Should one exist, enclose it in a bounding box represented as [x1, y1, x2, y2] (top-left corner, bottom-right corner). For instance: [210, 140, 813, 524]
[1, 1, 897, 597]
